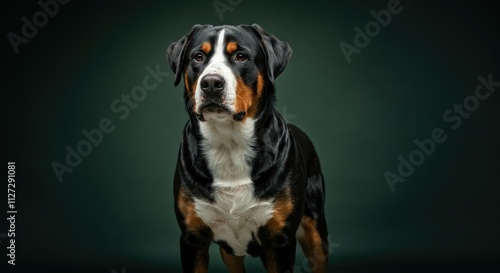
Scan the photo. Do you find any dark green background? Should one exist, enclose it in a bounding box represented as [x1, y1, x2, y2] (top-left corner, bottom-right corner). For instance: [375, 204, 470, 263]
[2, 0, 499, 272]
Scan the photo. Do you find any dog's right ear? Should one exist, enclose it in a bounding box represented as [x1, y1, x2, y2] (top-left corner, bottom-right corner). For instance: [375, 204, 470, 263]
[167, 24, 212, 86]
[241, 24, 292, 85]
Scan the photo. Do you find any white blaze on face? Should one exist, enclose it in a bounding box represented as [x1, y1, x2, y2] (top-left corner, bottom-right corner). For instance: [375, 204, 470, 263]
[193, 29, 272, 257]
[195, 29, 237, 114]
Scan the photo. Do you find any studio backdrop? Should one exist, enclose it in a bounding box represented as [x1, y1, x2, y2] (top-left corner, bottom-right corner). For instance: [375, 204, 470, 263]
[2, 0, 499, 272]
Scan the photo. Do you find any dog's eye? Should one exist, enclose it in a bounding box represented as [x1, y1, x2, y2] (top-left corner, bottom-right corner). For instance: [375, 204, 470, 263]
[235, 52, 247, 62]
[194, 52, 204, 62]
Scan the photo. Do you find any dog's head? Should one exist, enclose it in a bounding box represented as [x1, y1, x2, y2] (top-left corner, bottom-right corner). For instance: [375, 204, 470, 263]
[167, 24, 292, 122]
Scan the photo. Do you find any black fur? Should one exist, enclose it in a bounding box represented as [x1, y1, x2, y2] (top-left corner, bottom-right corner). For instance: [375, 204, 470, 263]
[169, 24, 328, 273]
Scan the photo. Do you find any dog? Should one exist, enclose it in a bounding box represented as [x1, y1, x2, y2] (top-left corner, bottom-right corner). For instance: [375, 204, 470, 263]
[167, 24, 328, 273]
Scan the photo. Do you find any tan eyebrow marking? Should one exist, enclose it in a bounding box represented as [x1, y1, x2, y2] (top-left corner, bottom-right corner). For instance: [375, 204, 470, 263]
[201, 42, 211, 54]
[226, 41, 238, 54]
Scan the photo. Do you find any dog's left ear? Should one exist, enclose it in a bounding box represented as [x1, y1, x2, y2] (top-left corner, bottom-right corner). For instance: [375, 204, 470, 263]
[242, 24, 293, 84]
[167, 24, 212, 86]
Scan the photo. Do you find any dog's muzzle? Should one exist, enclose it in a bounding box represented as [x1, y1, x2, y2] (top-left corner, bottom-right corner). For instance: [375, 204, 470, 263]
[196, 74, 246, 122]
[200, 74, 225, 99]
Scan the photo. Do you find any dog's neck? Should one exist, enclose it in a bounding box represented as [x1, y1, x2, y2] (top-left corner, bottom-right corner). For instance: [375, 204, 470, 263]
[198, 115, 257, 186]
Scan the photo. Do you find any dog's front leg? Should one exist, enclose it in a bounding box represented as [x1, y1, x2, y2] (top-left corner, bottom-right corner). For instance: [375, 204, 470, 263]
[260, 231, 297, 273]
[180, 231, 211, 273]
[176, 184, 214, 273]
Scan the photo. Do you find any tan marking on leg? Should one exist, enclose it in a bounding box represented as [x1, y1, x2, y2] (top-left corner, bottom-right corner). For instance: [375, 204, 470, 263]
[266, 190, 294, 234]
[194, 251, 209, 273]
[178, 187, 209, 234]
[178, 188, 212, 273]
[220, 247, 245, 273]
[265, 253, 279, 273]
[297, 216, 327, 273]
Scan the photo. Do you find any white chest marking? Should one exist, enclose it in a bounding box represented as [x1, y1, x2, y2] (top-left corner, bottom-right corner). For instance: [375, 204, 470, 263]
[194, 117, 274, 256]
[194, 184, 274, 256]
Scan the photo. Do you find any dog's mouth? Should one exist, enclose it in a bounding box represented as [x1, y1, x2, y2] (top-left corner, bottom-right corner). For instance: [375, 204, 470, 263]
[196, 102, 246, 122]
[199, 102, 228, 114]
[196, 102, 229, 121]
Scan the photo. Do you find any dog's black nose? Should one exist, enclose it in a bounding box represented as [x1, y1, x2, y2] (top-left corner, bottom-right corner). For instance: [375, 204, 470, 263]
[200, 74, 225, 96]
